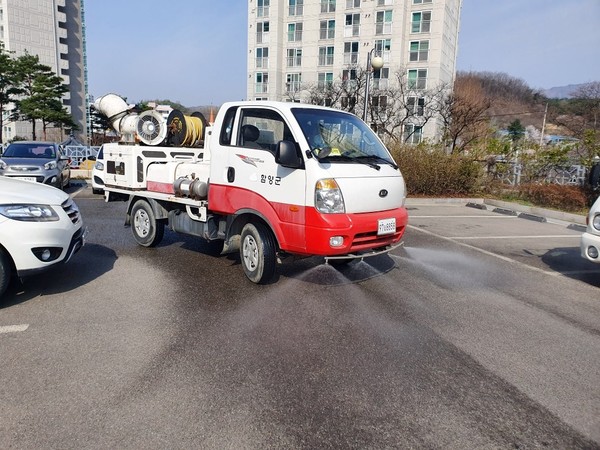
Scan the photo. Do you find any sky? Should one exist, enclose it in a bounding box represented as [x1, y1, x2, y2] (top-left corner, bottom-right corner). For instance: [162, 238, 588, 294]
[84, 0, 600, 107]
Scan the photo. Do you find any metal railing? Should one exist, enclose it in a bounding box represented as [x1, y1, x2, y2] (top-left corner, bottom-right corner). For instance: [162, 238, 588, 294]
[63, 145, 100, 168]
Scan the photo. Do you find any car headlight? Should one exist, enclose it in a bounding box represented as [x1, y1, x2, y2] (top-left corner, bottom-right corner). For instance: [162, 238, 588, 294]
[44, 160, 57, 170]
[94, 161, 104, 171]
[593, 213, 600, 231]
[0, 204, 59, 222]
[0, 159, 6, 170]
[315, 178, 345, 213]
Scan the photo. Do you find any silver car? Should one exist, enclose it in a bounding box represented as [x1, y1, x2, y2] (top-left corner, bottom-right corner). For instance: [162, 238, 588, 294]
[0, 141, 71, 190]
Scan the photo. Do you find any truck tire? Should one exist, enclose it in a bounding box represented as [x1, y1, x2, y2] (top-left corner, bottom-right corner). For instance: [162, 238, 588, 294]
[0, 250, 11, 298]
[240, 222, 276, 284]
[131, 199, 165, 247]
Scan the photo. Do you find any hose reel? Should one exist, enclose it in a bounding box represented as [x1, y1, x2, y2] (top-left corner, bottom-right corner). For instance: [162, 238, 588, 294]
[167, 110, 207, 147]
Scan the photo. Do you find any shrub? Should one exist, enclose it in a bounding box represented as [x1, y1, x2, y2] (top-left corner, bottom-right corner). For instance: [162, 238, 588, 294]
[391, 144, 483, 196]
[516, 183, 588, 213]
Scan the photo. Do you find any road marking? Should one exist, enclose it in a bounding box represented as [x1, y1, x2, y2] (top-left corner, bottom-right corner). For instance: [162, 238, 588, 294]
[407, 225, 561, 277]
[0, 324, 29, 334]
[410, 215, 516, 219]
[451, 235, 581, 240]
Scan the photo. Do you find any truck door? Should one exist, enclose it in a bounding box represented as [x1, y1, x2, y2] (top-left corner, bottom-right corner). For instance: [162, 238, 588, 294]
[210, 106, 307, 252]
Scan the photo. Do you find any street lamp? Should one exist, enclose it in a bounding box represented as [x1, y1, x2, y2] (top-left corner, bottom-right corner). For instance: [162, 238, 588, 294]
[362, 48, 384, 122]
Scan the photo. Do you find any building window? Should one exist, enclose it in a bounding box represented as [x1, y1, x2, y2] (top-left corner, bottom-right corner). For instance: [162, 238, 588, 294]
[343, 41, 359, 64]
[344, 13, 360, 37]
[318, 46, 335, 66]
[341, 96, 357, 109]
[289, 0, 304, 16]
[413, 0, 432, 4]
[288, 22, 303, 42]
[375, 10, 393, 34]
[374, 39, 391, 63]
[409, 40, 429, 61]
[373, 68, 389, 89]
[404, 124, 423, 144]
[411, 11, 431, 33]
[321, 0, 336, 13]
[256, 47, 269, 68]
[257, 22, 270, 44]
[346, 0, 360, 8]
[255, 72, 269, 94]
[257, 0, 270, 17]
[287, 48, 302, 67]
[371, 95, 388, 113]
[286, 73, 302, 93]
[318, 72, 334, 89]
[320, 19, 335, 39]
[407, 69, 427, 89]
[377, 0, 393, 5]
[407, 97, 425, 116]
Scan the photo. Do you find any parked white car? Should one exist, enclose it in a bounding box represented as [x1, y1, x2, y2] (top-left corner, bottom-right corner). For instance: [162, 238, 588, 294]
[581, 195, 600, 263]
[0, 177, 85, 297]
[91, 145, 105, 195]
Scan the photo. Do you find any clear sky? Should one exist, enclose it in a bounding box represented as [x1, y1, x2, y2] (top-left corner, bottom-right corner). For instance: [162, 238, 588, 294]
[84, 0, 600, 106]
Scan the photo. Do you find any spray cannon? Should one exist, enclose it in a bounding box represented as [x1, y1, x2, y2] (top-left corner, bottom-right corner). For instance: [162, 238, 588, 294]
[93, 93, 207, 147]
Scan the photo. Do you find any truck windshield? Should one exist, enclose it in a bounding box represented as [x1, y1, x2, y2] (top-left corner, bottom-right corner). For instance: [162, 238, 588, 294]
[292, 107, 396, 168]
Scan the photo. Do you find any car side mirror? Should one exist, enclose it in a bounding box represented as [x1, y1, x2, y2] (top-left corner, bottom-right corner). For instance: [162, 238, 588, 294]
[275, 140, 304, 169]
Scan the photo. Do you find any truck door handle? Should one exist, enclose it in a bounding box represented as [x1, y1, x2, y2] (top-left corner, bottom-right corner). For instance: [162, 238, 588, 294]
[227, 167, 235, 183]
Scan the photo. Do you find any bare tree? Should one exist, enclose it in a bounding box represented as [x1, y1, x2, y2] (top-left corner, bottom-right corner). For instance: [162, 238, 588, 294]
[439, 74, 493, 153]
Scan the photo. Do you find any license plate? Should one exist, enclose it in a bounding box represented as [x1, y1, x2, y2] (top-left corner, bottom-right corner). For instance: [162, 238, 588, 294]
[378, 218, 396, 235]
[15, 177, 37, 182]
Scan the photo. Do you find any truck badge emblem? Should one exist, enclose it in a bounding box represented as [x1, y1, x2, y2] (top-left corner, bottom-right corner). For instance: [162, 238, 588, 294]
[379, 189, 388, 197]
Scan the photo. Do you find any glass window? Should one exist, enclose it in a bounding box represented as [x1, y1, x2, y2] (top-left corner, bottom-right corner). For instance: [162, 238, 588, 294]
[288, 22, 303, 42]
[411, 11, 431, 33]
[287, 48, 302, 67]
[407, 69, 427, 89]
[409, 40, 429, 61]
[289, 0, 304, 16]
[343, 41, 359, 64]
[376, 10, 393, 34]
[321, 0, 336, 13]
[403, 124, 423, 144]
[318, 46, 335, 65]
[238, 108, 294, 153]
[286, 73, 302, 92]
[320, 20, 335, 39]
[256, 47, 269, 68]
[257, 0, 270, 17]
[345, 13, 360, 37]
[346, 0, 360, 8]
[318, 72, 334, 89]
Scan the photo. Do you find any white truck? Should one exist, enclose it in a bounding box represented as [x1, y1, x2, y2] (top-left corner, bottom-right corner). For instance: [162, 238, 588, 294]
[94, 94, 409, 283]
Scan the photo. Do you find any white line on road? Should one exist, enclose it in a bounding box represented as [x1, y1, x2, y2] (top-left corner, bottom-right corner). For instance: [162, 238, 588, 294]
[0, 324, 29, 334]
[451, 235, 581, 240]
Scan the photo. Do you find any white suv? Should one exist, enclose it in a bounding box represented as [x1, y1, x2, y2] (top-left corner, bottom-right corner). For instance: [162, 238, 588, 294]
[0, 177, 85, 297]
[581, 195, 600, 263]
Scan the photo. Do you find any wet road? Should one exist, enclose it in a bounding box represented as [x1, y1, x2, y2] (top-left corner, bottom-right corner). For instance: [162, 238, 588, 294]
[0, 186, 599, 449]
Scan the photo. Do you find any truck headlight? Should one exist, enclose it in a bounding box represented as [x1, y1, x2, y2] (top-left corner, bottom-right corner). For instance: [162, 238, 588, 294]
[0, 204, 59, 221]
[44, 160, 57, 170]
[94, 161, 104, 171]
[315, 178, 345, 214]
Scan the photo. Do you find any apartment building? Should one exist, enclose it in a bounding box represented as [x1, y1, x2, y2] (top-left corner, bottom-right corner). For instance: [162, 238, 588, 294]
[0, 0, 87, 143]
[247, 0, 462, 142]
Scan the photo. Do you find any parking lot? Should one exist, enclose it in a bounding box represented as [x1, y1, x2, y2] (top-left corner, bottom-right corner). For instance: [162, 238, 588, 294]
[405, 197, 599, 287]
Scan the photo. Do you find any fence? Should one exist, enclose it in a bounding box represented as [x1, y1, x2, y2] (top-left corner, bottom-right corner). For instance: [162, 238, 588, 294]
[63, 145, 101, 168]
[493, 162, 588, 186]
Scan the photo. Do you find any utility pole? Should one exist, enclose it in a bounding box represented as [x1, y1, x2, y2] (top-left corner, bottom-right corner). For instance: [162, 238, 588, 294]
[539, 102, 548, 147]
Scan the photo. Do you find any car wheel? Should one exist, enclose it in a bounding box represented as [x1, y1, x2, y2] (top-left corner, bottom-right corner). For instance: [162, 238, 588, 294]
[0, 250, 12, 298]
[131, 199, 165, 247]
[240, 222, 277, 284]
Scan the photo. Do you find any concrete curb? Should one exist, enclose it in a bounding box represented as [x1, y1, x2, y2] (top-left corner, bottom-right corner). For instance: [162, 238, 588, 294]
[405, 197, 587, 227]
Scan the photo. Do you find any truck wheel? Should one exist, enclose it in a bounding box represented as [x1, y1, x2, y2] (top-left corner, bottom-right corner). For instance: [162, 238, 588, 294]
[0, 250, 11, 298]
[240, 222, 276, 284]
[131, 199, 164, 247]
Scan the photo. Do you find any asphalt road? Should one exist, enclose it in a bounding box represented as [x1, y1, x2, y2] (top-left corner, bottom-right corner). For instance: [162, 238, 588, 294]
[0, 185, 599, 449]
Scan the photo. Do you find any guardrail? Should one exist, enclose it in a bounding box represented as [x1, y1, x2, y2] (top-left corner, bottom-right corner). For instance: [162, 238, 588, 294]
[63, 145, 101, 168]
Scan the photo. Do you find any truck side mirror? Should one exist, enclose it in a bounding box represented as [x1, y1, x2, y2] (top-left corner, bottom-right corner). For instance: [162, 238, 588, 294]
[275, 140, 304, 169]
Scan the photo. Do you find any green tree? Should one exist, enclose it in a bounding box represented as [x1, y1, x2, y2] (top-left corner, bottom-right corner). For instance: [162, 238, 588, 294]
[0, 43, 22, 143]
[13, 52, 73, 140]
[507, 119, 525, 143]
